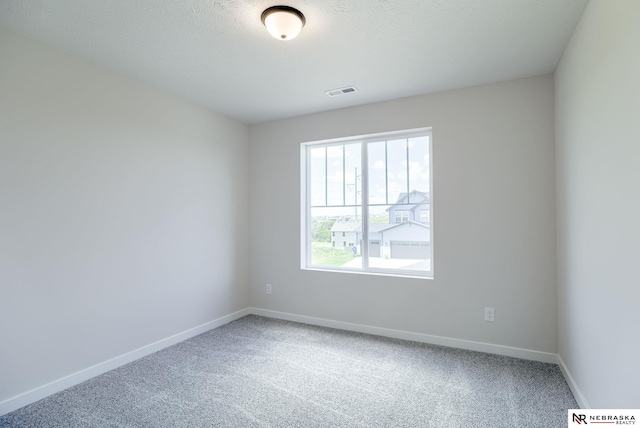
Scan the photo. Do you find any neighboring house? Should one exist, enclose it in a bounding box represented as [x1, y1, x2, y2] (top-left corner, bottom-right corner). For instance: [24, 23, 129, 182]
[330, 221, 359, 250]
[330, 191, 431, 259]
[387, 190, 430, 224]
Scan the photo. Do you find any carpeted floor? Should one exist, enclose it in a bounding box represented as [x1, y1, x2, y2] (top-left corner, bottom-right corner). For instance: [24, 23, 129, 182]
[0, 315, 577, 427]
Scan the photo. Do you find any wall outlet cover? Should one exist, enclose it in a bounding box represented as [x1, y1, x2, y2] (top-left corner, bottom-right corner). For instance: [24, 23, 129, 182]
[485, 307, 495, 322]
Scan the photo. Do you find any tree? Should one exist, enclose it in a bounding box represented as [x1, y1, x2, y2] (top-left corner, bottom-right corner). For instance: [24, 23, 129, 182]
[311, 218, 335, 242]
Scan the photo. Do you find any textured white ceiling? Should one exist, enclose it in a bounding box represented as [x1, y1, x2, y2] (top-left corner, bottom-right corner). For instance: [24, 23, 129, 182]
[0, 0, 588, 124]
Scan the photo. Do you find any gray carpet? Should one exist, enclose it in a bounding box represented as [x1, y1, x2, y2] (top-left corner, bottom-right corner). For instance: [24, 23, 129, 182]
[0, 315, 576, 427]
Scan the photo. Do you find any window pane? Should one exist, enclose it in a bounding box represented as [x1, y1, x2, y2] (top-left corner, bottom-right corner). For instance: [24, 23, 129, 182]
[309, 147, 326, 206]
[408, 136, 430, 203]
[367, 141, 387, 204]
[367, 205, 389, 264]
[310, 207, 361, 269]
[326, 145, 344, 206]
[344, 143, 361, 209]
[420, 209, 430, 223]
[386, 138, 409, 205]
[394, 210, 409, 222]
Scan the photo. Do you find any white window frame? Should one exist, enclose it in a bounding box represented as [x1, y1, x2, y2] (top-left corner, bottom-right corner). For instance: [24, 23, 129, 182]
[395, 210, 410, 223]
[300, 127, 434, 279]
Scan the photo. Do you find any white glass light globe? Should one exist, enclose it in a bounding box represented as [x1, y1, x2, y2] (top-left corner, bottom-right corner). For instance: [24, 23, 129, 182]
[262, 8, 305, 41]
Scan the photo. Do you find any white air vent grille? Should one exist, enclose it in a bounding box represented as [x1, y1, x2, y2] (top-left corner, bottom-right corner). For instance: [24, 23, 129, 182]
[325, 86, 358, 97]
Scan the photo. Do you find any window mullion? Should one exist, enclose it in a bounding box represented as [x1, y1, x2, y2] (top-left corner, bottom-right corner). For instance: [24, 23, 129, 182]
[385, 140, 389, 205]
[342, 145, 346, 206]
[361, 141, 369, 270]
[405, 138, 410, 200]
[324, 146, 328, 206]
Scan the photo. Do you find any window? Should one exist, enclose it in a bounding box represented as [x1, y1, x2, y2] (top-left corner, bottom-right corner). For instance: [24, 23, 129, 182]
[394, 210, 409, 223]
[301, 128, 433, 278]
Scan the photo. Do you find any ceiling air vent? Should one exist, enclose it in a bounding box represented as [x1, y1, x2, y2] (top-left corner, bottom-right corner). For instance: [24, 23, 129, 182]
[325, 86, 358, 97]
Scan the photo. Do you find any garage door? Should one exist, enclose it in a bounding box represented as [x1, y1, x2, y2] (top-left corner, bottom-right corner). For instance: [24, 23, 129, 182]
[369, 240, 381, 257]
[390, 241, 430, 259]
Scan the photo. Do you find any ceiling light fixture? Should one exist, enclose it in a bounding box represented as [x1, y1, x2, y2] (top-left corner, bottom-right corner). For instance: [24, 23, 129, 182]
[261, 5, 305, 41]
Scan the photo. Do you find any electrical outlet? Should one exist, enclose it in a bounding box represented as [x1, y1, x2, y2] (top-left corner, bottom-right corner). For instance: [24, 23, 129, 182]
[485, 307, 495, 322]
[266, 283, 272, 295]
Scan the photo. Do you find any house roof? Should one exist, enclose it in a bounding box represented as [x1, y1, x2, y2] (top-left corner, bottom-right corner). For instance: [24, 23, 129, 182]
[386, 190, 430, 211]
[332, 221, 429, 234]
[395, 190, 429, 204]
[377, 221, 430, 233]
[330, 221, 361, 232]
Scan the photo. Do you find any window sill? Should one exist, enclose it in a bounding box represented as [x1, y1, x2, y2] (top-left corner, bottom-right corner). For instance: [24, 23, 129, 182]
[301, 266, 433, 280]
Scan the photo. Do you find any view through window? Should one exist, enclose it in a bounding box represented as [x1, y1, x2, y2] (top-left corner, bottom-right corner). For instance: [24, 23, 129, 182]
[302, 128, 433, 278]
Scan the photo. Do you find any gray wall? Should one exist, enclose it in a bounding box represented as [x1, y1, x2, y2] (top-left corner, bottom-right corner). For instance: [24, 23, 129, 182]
[555, 0, 640, 408]
[249, 75, 558, 354]
[0, 28, 250, 403]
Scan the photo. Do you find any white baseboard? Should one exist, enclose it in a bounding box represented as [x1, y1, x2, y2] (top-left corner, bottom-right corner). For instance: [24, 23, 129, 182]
[249, 309, 594, 407]
[252, 309, 587, 408]
[0, 308, 251, 417]
[557, 354, 590, 409]
[250, 308, 559, 364]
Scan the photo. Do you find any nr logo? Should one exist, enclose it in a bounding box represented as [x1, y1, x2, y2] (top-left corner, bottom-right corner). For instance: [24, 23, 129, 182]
[573, 413, 588, 424]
